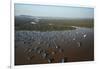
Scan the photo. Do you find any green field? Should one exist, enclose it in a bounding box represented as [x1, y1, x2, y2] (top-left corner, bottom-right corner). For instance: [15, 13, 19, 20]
[15, 17, 94, 31]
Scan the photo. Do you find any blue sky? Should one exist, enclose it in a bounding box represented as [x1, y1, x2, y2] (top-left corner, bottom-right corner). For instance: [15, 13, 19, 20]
[15, 3, 94, 19]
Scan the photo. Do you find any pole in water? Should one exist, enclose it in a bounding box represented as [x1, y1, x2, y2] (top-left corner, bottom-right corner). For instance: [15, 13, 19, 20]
[77, 42, 81, 47]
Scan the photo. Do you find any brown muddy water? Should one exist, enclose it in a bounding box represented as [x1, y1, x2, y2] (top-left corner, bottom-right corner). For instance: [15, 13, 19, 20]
[15, 27, 94, 65]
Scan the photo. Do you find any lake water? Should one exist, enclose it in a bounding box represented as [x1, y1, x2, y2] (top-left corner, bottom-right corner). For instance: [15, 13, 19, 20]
[15, 27, 94, 65]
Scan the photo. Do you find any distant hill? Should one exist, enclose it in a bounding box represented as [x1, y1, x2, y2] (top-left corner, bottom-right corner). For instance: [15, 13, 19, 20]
[15, 15, 40, 24]
[15, 15, 94, 25]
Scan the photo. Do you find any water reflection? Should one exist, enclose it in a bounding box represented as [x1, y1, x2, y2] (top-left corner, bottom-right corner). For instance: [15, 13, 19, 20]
[15, 27, 94, 65]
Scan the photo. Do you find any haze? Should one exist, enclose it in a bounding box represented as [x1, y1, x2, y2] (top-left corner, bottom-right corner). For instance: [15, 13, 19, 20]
[15, 3, 94, 19]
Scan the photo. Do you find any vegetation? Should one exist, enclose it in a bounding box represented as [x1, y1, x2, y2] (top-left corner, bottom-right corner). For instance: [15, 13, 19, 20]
[15, 16, 94, 31]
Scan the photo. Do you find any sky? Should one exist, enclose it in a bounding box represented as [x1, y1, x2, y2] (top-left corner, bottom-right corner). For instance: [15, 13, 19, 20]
[15, 3, 94, 19]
